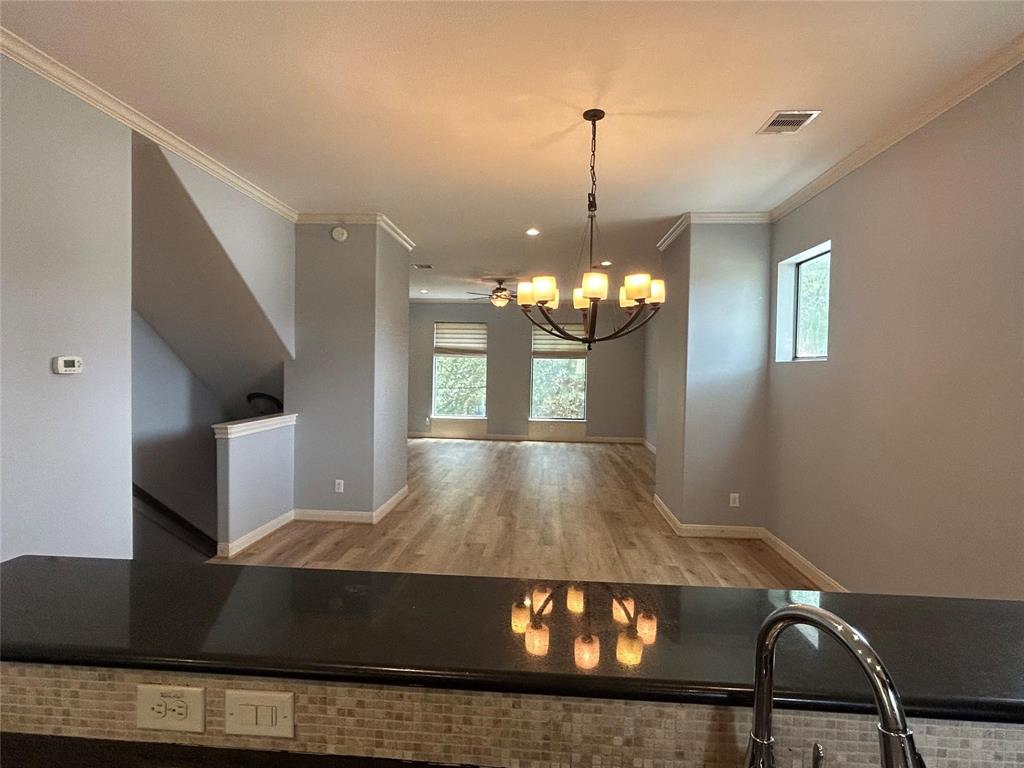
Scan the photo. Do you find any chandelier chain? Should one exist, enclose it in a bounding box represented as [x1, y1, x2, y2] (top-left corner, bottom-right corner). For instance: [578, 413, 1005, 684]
[589, 118, 598, 211]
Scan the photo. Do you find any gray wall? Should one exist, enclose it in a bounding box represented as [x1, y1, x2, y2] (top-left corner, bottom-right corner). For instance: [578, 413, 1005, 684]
[373, 233, 411, 508]
[1, 60, 133, 560]
[287, 223, 408, 513]
[217, 425, 295, 543]
[408, 302, 646, 440]
[653, 230, 691, 518]
[643, 321, 658, 449]
[682, 223, 770, 526]
[288, 224, 377, 512]
[767, 64, 1024, 599]
[133, 140, 292, 418]
[156, 148, 296, 356]
[132, 312, 225, 538]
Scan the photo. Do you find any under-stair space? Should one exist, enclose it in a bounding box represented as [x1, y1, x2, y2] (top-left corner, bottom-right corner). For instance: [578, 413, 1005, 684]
[130, 136, 296, 560]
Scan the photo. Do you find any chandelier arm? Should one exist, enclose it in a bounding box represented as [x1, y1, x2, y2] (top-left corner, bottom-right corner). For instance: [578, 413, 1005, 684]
[536, 304, 588, 343]
[595, 304, 662, 342]
[593, 302, 647, 341]
[519, 306, 581, 342]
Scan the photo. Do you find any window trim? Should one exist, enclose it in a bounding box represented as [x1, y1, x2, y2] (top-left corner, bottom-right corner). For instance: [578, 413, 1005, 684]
[775, 240, 831, 363]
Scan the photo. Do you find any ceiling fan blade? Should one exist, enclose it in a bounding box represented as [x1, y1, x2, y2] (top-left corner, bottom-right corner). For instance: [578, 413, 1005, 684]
[465, 292, 492, 296]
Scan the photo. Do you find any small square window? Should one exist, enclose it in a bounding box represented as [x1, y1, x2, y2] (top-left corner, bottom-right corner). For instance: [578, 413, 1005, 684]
[776, 241, 831, 362]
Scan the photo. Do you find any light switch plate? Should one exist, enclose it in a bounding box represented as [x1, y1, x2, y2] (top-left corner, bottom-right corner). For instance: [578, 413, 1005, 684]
[136, 684, 205, 732]
[224, 689, 294, 738]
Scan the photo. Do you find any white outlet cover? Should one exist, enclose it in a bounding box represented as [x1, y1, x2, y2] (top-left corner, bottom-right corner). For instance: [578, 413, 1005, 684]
[225, 690, 294, 738]
[729, 493, 741, 508]
[136, 684, 205, 733]
[335, 479, 344, 493]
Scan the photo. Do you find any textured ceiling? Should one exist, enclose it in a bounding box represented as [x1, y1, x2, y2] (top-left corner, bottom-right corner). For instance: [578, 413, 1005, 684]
[3, 1, 1022, 298]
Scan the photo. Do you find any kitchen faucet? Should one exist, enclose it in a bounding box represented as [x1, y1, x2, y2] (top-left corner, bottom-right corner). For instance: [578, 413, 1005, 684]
[744, 604, 926, 768]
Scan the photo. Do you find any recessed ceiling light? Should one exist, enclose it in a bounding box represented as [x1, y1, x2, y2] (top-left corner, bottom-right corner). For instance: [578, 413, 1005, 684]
[525, 228, 541, 237]
[600, 260, 613, 267]
[419, 289, 429, 294]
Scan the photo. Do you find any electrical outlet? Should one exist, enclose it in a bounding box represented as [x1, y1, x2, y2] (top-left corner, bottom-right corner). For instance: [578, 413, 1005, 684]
[334, 479, 344, 493]
[729, 493, 741, 508]
[136, 685, 204, 732]
[424, 416, 431, 428]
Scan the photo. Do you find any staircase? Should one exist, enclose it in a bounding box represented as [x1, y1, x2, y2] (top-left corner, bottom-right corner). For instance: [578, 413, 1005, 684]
[132, 484, 217, 562]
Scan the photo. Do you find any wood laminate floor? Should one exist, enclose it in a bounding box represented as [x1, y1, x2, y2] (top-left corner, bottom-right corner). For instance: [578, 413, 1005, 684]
[220, 439, 814, 589]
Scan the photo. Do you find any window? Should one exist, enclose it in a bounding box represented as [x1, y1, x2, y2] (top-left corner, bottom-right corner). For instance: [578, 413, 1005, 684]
[530, 324, 587, 420]
[776, 241, 831, 362]
[432, 322, 487, 418]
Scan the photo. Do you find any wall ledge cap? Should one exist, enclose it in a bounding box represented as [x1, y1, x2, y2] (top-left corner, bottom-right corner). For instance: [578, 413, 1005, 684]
[213, 413, 297, 439]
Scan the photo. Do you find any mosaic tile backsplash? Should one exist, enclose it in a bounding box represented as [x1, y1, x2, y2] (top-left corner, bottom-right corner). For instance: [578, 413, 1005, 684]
[1, 663, 1020, 767]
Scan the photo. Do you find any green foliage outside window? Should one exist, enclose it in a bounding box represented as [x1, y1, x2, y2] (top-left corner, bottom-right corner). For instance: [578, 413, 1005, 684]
[795, 253, 830, 358]
[531, 358, 586, 420]
[432, 354, 486, 417]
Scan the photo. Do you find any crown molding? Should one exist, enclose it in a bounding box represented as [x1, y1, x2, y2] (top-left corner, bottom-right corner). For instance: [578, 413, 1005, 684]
[771, 32, 1024, 222]
[656, 213, 690, 252]
[690, 212, 772, 225]
[1, 27, 299, 222]
[295, 213, 416, 251]
[656, 212, 770, 252]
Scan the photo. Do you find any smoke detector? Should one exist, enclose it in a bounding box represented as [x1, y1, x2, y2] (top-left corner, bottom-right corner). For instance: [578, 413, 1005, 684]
[757, 110, 821, 134]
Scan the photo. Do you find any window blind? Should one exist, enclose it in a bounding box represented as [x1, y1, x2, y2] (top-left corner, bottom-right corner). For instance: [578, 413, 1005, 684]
[434, 322, 487, 355]
[532, 324, 587, 357]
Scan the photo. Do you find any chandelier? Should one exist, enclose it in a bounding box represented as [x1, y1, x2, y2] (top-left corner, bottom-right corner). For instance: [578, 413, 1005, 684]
[517, 109, 665, 350]
[510, 582, 658, 669]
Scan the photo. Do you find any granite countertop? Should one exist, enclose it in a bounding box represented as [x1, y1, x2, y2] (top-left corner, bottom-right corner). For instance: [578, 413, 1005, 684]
[2, 556, 1021, 723]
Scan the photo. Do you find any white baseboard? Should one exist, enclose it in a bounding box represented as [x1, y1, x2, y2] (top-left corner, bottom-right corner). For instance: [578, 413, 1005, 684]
[643, 440, 656, 455]
[678, 523, 766, 539]
[651, 494, 846, 592]
[293, 508, 374, 523]
[652, 494, 685, 536]
[760, 530, 847, 593]
[408, 433, 525, 441]
[293, 484, 409, 526]
[408, 433, 644, 445]
[218, 509, 294, 558]
[372, 484, 408, 523]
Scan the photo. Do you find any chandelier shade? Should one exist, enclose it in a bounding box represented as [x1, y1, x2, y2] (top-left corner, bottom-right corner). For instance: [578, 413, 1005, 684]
[516, 108, 664, 349]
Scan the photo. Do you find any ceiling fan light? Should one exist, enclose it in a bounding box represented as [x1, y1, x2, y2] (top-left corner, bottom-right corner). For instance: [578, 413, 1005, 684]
[581, 272, 608, 300]
[624, 273, 652, 301]
[532, 275, 557, 303]
[572, 288, 588, 310]
[649, 279, 666, 305]
[618, 286, 637, 308]
[491, 293, 510, 308]
[517, 282, 535, 306]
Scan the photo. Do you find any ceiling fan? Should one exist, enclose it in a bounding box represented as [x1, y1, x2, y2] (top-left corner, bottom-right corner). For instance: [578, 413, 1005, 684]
[466, 278, 517, 308]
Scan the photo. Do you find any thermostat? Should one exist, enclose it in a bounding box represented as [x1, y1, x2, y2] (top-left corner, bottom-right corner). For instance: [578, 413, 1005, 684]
[52, 355, 83, 374]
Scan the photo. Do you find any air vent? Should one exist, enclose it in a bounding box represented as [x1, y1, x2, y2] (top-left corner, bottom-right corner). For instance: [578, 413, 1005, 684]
[757, 110, 821, 134]
[411, 264, 433, 269]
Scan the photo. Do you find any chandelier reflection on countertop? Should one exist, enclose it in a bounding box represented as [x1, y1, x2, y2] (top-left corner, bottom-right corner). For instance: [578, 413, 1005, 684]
[510, 582, 658, 669]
